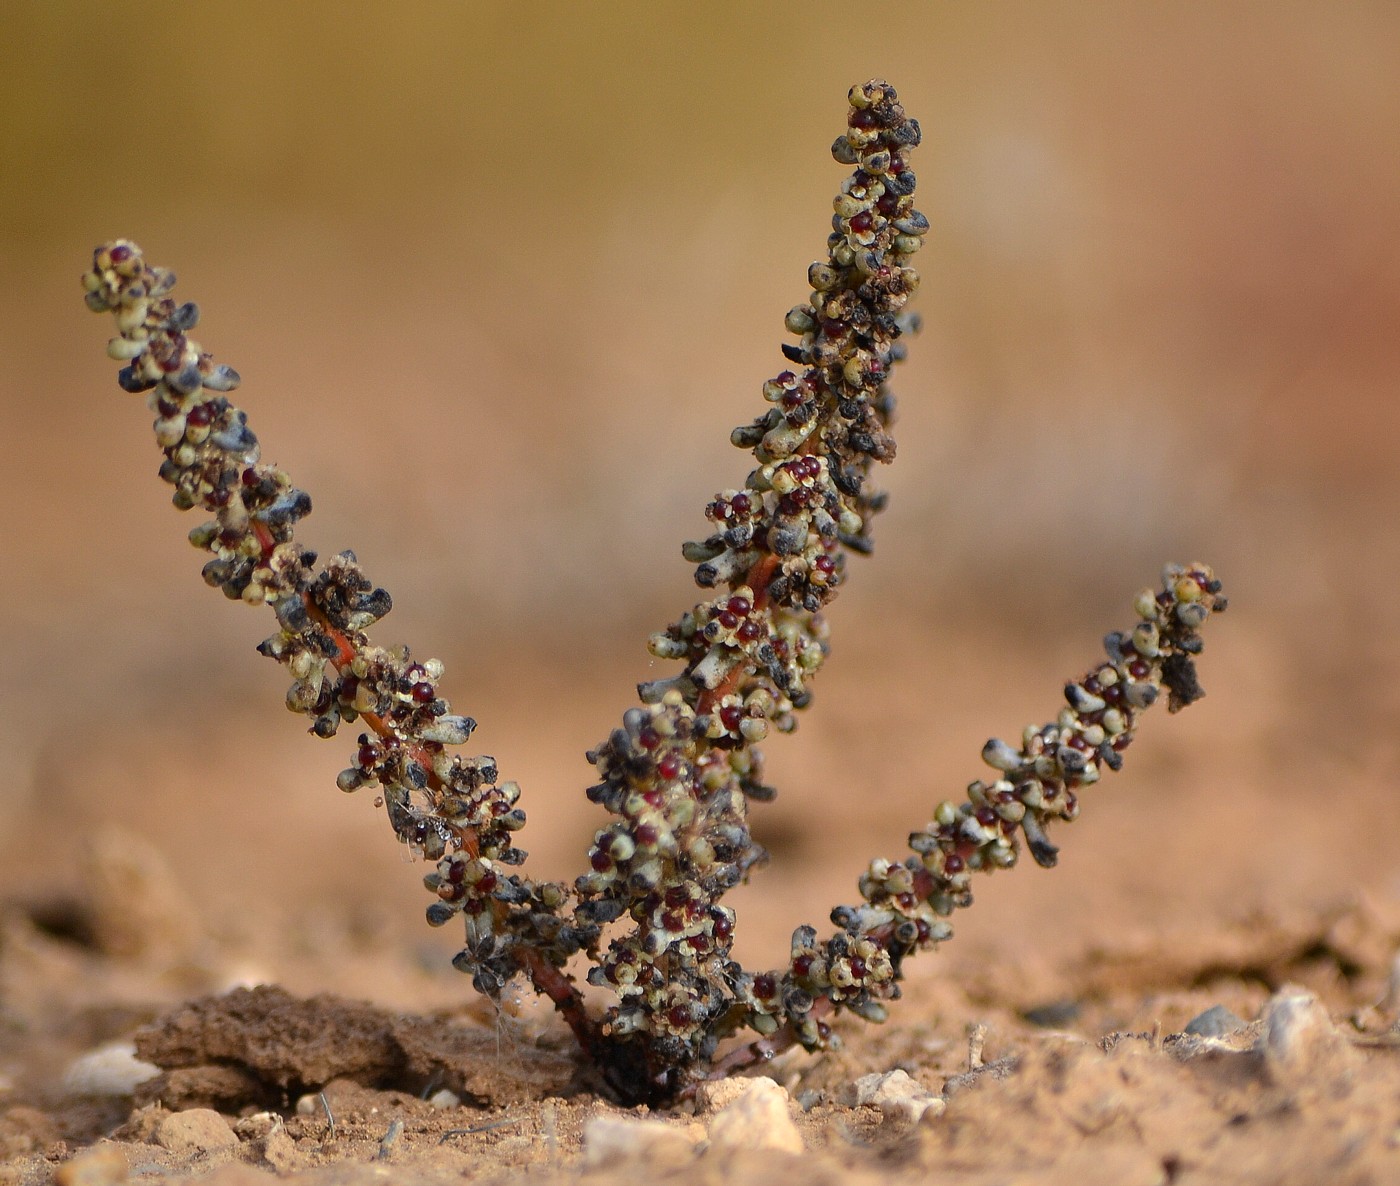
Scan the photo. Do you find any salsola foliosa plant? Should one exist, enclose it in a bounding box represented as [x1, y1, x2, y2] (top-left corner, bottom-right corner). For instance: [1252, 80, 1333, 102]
[81, 80, 1226, 1106]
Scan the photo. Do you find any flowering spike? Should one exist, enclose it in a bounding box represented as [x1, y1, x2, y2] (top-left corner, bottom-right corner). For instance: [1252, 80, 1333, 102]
[83, 80, 1225, 1107]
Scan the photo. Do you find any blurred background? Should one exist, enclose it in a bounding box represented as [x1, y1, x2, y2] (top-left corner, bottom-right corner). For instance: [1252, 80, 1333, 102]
[2, 3, 1399, 1011]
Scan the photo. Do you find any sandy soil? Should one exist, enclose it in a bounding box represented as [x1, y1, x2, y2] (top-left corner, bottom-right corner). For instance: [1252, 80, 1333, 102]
[3, 629, 1400, 1186]
[6, 9, 1400, 1183]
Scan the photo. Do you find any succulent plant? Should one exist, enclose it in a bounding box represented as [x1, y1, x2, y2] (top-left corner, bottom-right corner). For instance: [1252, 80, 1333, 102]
[82, 79, 1225, 1105]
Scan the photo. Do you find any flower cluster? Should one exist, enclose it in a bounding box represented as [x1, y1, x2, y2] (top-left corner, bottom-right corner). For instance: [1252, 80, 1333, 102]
[83, 80, 1225, 1106]
[572, 80, 927, 1089]
[80, 241, 592, 1011]
[736, 562, 1227, 1056]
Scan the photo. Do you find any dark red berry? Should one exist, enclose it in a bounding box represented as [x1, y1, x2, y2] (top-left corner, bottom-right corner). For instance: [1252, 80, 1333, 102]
[943, 854, 965, 874]
[718, 610, 739, 630]
[635, 824, 659, 845]
[792, 954, 814, 978]
[638, 727, 660, 750]
[1128, 660, 1151, 679]
[157, 398, 179, 418]
[737, 620, 764, 643]
[754, 974, 777, 999]
[775, 370, 795, 385]
[186, 403, 213, 427]
[849, 109, 878, 130]
[849, 956, 868, 979]
[108, 244, 132, 263]
[667, 1004, 691, 1028]
[657, 754, 681, 781]
[727, 595, 752, 617]
[241, 467, 259, 486]
[590, 850, 612, 872]
[208, 487, 230, 507]
[730, 492, 752, 516]
[849, 211, 874, 234]
[876, 193, 899, 216]
[713, 913, 733, 940]
[975, 806, 997, 827]
[357, 743, 378, 768]
[476, 872, 497, 894]
[888, 154, 906, 174]
[719, 705, 745, 732]
[814, 555, 836, 574]
[411, 682, 434, 703]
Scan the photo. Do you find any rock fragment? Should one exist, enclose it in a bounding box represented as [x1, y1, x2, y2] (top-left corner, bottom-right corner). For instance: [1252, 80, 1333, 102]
[1256, 985, 1358, 1090]
[844, 1068, 945, 1123]
[63, 1043, 159, 1098]
[1183, 1004, 1246, 1038]
[54, 1146, 128, 1186]
[706, 1077, 803, 1155]
[154, 1108, 239, 1154]
[582, 1114, 701, 1169]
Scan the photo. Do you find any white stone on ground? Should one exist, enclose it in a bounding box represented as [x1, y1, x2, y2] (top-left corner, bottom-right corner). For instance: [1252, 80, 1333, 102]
[844, 1068, 945, 1123]
[582, 1113, 703, 1169]
[62, 1043, 159, 1098]
[706, 1076, 804, 1155]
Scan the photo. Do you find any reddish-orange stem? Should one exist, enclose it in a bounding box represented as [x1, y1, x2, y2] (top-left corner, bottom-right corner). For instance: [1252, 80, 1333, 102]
[696, 551, 781, 714]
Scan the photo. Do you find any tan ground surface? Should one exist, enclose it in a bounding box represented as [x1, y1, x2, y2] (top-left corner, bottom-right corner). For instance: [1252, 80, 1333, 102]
[5, 5, 1400, 1183]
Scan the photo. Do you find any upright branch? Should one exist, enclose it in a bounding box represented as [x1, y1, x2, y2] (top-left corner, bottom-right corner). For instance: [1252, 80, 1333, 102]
[563, 79, 926, 1097]
[80, 241, 599, 1053]
[714, 561, 1226, 1076]
[83, 79, 1225, 1107]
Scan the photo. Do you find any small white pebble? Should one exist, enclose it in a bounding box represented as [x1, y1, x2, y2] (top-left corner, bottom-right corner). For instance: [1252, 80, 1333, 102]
[707, 1077, 803, 1155]
[1257, 984, 1357, 1088]
[845, 1069, 944, 1123]
[582, 1114, 701, 1169]
[62, 1043, 159, 1098]
[427, 1089, 461, 1110]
